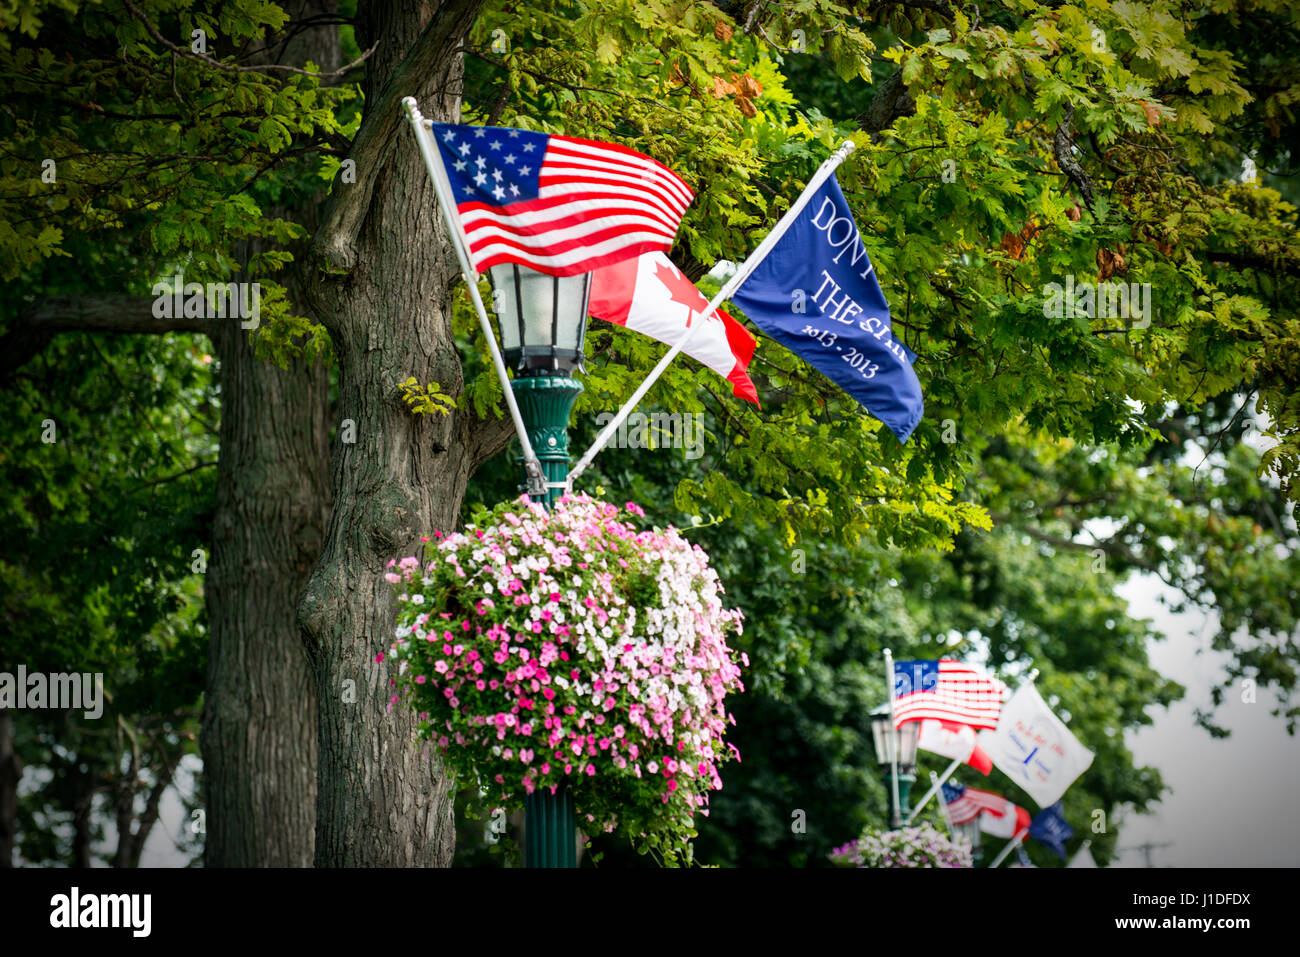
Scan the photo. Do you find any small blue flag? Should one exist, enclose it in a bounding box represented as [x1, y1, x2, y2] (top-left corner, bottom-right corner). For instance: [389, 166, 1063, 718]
[730, 173, 924, 442]
[1028, 801, 1074, 860]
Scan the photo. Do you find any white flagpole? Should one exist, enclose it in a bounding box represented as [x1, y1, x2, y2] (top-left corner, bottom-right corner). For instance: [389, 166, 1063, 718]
[401, 97, 546, 496]
[883, 647, 902, 828]
[988, 827, 1028, 869]
[905, 757, 961, 825]
[930, 770, 955, 837]
[566, 138, 857, 486]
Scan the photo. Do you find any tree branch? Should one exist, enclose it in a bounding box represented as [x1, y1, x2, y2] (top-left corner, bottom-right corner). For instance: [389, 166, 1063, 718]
[1053, 104, 1095, 210]
[856, 69, 916, 139]
[0, 295, 210, 384]
[120, 0, 377, 78]
[465, 409, 519, 474]
[1203, 250, 1300, 279]
[310, 0, 486, 276]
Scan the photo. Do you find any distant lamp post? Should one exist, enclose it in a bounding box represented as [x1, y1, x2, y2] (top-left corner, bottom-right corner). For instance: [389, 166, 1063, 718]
[870, 705, 918, 828]
[953, 818, 983, 865]
[487, 262, 592, 867]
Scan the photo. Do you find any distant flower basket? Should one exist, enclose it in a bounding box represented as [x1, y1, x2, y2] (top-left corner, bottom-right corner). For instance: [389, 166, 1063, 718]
[385, 493, 746, 865]
[830, 823, 973, 868]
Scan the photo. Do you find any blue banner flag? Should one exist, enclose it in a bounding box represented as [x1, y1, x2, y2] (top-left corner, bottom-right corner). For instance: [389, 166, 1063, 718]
[1028, 802, 1074, 860]
[729, 174, 923, 442]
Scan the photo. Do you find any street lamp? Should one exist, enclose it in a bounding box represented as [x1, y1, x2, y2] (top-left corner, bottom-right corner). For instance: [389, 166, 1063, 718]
[870, 705, 918, 828]
[487, 262, 591, 867]
[489, 263, 590, 508]
[953, 817, 983, 865]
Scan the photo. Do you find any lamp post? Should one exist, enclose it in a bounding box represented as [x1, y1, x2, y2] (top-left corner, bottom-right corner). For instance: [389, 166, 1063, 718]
[487, 261, 591, 866]
[953, 818, 983, 866]
[870, 706, 918, 828]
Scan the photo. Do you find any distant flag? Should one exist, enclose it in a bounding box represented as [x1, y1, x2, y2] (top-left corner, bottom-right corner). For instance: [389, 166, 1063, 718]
[980, 796, 1032, 840]
[917, 718, 994, 774]
[941, 782, 1014, 827]
[1028, 802, 1074, 860]
[1068, 839, 1098, 868]
[728, 173, 923, 442]
[892, 659, 1007, 730]
[941, 783, 984, 825]
[588, 251, 759, 404]
[978, 683, 1095, 808]
[428, 122, 693, 277]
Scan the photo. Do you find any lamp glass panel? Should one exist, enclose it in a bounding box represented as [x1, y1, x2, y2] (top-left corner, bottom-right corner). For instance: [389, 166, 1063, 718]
[514, 266, 558, 348]
[870, 714, 891, 762]
[488, 264, 522, 353]
[553, 273, 590, 353]
[897, 720, 919, 766]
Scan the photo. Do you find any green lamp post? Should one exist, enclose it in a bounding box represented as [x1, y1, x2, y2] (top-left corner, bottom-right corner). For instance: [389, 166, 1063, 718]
[870, 705, 918, 828]
[488, 261, 591, 866]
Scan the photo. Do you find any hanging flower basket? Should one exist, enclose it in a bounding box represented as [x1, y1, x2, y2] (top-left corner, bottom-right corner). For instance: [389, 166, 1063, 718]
[830, 822, 973, 868]
[385, 493, 746, 864]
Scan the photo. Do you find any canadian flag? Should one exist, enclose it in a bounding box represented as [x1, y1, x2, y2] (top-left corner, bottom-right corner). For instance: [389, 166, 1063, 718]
[981, 798, 1032, 840]
[916, 718, 994, 775]
[588, 251, 759, 404]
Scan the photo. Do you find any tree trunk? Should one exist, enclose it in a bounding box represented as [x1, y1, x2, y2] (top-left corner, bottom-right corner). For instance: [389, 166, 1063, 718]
[0, 709, 19, 867]
[200, 1, 338, 867]
[202, 326, 330, 867]
[70, 765, 95, 869]
[299, 0, 503, 866]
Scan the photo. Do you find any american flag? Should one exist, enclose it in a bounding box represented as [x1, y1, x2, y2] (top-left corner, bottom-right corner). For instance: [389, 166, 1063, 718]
[942, 783, 1010, 826]
[891, 659, 1006, 730]
[428, 122, 693, 277]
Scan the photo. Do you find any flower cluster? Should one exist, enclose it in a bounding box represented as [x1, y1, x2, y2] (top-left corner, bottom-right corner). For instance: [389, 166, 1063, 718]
[830, 822, 973, 868]
[385, 493, 746, 864]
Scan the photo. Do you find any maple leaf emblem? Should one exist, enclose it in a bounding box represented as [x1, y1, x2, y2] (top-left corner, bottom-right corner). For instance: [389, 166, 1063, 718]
[654, 260, 708, 327]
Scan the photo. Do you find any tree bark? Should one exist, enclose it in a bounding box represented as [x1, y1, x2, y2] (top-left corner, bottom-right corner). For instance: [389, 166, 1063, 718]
[200, 0, 337, 867]
[299, 0, 492, 866]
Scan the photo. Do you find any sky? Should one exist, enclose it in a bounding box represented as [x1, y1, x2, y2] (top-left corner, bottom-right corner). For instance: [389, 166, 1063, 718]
[1113, 578, 1300, 867]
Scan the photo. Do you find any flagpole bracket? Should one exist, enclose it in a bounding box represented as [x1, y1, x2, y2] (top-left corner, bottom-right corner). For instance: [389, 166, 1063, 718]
[523, 459, 548, 498]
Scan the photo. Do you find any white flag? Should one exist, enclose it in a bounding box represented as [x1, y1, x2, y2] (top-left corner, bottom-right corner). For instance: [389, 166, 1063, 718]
[977, 683, 1094, 808]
